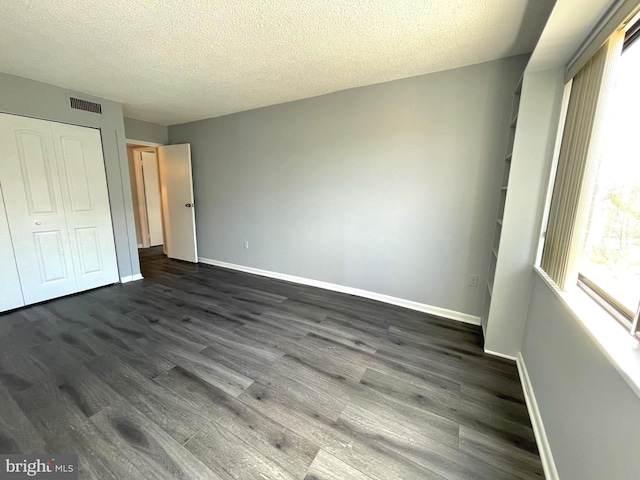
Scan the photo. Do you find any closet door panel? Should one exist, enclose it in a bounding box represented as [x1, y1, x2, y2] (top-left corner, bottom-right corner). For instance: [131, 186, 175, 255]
[17, 130, 57, 214]
[51, 123, 119, 290]
[0, 113, 78, 304]
[59, 136, 92, 211]
[75, 227, 103, 274]
[33, 230, 69, 282]
[0, 185, 24, 312]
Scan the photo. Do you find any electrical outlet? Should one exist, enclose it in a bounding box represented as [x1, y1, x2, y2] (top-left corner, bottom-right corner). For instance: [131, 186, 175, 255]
[468, 274, 478, 287]
[244, 240, 249, 249]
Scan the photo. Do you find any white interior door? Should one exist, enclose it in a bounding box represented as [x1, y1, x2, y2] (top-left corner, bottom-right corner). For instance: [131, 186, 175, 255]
[51, 122, 119, 291]
[0, 114, 79, 304]
[141, 151, 163, 247]
[0, 184, 25, 311]
[157, 144, 198, 262]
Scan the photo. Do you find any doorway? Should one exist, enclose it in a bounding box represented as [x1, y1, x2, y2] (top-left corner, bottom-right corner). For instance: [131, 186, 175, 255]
[127, 143, 164, 248]
[126, 143, 165, 251]
[126, 140, 198, 263]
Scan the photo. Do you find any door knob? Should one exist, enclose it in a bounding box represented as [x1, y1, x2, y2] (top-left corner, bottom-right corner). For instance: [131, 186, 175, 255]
[185, 203, 194, 207]
[35, 221, 42, 225]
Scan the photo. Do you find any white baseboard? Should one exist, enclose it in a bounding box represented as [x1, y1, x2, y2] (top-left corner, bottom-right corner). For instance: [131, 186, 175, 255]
[517, 353, 559, 480]
[120, 273, 144, 284]
[484, 349, 517, 362]
[137, 243, 143, 249]
[198, 257, 481, 326]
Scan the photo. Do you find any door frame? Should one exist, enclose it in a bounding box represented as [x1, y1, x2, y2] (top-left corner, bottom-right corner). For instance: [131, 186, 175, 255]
[126, 139, 168, 256]
[127, 139, 161, 249]
[126, 139, 162, 148]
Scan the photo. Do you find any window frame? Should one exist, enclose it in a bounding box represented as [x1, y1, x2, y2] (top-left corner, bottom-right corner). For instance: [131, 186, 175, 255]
[578, 274, 635, 328]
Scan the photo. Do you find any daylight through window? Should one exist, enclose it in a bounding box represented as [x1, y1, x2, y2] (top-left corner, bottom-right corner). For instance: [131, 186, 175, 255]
[579, 28, 640, 332]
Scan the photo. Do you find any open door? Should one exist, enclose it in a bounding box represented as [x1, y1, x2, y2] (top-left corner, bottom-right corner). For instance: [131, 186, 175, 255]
[157, 144, 198, 262]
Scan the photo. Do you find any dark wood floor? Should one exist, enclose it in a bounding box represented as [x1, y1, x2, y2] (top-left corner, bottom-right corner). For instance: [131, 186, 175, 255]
[0, 247, 543, 479]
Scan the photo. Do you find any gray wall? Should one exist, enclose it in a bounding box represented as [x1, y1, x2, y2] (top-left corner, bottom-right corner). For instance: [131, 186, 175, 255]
[522, 274, 640, 479]
[169, 55, 528, 317]
[0, 72, 140, 278]
[124, 117, 168, 145]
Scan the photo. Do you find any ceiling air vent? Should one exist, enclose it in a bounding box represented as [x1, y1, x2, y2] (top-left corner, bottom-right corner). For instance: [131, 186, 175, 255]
[69, 97, 102, 114]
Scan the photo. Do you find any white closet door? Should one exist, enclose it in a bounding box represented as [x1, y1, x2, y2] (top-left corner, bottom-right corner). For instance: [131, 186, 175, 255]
[51, 122, 119, 291]
[0, 113, 78, 304]
[141, 151, 163, 246]
[0, 184, 24, 311]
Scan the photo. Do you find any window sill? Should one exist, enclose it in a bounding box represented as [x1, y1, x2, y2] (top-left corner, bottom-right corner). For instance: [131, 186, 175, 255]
[533, 266, 640, 399]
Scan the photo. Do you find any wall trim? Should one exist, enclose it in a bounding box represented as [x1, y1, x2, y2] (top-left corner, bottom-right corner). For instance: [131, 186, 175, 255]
[484, 349, 517, 362]
[120, 273, 144, 284]
[198, 257, 481, 326]
[517, 352, 559, 480]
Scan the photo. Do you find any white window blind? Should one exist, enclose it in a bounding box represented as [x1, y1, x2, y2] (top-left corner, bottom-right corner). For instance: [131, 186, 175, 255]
[541, 32, 624, 290]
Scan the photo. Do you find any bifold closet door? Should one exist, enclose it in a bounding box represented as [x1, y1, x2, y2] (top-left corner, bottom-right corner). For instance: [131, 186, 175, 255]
[0, 114, 79, 304]
[0, 184, 24, 311]
[0, 113, 118, 306]
[50, 122, 119, 291]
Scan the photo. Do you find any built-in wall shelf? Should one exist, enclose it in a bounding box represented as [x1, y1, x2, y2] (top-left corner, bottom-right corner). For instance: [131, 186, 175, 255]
[482, 74, 523, 334]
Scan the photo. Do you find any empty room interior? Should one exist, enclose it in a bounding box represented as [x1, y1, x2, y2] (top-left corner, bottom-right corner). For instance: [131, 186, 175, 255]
[1, 0, 640, 479]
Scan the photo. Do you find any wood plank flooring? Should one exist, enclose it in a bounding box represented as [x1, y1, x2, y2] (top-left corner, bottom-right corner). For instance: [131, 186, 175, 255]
[0, 247, 544, 479]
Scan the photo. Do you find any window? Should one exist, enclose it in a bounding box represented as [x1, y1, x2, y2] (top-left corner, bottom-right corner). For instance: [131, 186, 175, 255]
[579, 29, 640, 333]
[541, 19, 640, 338]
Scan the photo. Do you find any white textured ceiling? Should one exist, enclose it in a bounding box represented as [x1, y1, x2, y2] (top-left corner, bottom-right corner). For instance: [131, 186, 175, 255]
[1, 1, 554, 125]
